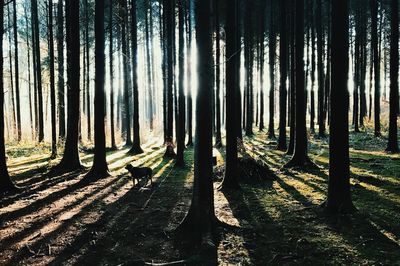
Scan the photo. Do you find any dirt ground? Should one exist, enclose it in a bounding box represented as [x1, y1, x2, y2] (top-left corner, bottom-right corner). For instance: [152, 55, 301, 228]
[1, 131, 399, 265]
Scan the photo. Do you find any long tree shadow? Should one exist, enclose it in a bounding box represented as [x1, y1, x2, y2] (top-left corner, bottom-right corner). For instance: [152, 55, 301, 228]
[48, 156, 193, 265]
[2, 153, 176, 265]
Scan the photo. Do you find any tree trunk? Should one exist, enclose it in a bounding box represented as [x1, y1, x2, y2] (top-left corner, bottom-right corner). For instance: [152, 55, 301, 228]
[220, 0, 240, 190]
[109, 0, 117, 150]
[144, 0, 154, 131]
[277, 0, 287, 151]
[285, 0, 313, 168]
[164, 0, 176, 157]
[24, 4, 34, 140]
[12, 0, 21, 142]
[326, 0, 355, 213]
[214, 0, 222, 147]
[54, 0, 83, 172]
[268, 0, 276, 139]
[317, 0, 325, 137]
[57, 0, 65, 140]
[85, 0, 110, 180]
[386, 0, 399, 153]
[129, 0, 143, 154]
[176, 0, 186, 166]
[48, 0, 57, 158]
[0, 2, 17, 192]
[287, 3, 295, 156]
[186, 0, 193, 147]
[32, 0, 44, 142]
[176, 0, 216, 247]
[371, 0, 381, 136]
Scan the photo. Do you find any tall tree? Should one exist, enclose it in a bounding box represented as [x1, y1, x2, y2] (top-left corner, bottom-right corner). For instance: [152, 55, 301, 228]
[326, 0, 355, 213]
[12, 0, 21, 142]
[32, 0, 44, 142]
[214, 0, 222, 147]
[317, 0, 325, 137]
[120, 0, 132, 145]
[84, 0, 92, 142]
[186, 0, 193, 147]
[371, 0, 381, 136]
[48, 0, 57, 158]
[57, 0, 65, 140]
[109, 0, 117, 150]
[277, 0, 287, 151]
[176, 0, 216, 245]
[86, 0, 110, 179]
[386, 0, 399, 153]
[267, 0, 276, 139]
[144, 0, 154, 130]
[129, 0, 143, 155]
[285, 0, 313, 168]
[54, 0, 83, 172]
[220, 0, 240, 190]
[0, 1, 17, 193]
[176, 0, 186, 166]
[164, 0, 176, 157]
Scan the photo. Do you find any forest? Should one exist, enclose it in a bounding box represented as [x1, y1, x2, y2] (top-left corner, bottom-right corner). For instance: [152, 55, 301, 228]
[0, 0, 399, 264]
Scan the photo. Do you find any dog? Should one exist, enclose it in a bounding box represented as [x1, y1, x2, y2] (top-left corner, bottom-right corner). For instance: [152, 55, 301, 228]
[125, 164, 153, 187]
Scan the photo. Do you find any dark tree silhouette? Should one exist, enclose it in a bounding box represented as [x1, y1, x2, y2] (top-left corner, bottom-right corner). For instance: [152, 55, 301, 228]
[214, 0, 222, 148]
[371, 0, 381, 137]
[317, 0, 325, 137]
[277, 0, 287, 151]
[176, 0, 216, 243]
[57, 0, 65, 140]
[12, 0, 21, 142]
[326, 0, 355, 213]
[186, 0, 193, 147]
[176, 0, 186, 166]
[220, 0, 240, 190]
[129, 0, 143, 155]
[109, 0, 117, 150]
[54, 0, 83, 172]
[0, 1, 17, 193]
[285, 0, 314, 168]
[267, 0, 276, 139]
[85, 0, 110, 180]
[48, 0, 57, 159]
[32, 0, 44, 142]
[386, 0, 399, 153]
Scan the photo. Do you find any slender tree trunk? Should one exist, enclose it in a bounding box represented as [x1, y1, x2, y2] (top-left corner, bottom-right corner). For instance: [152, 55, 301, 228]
[277, 0, 287, 151]
[386, 0, 399, 153]
[48, 0, 57, 158]
[186, 0, 193, 146]
[54, 0, 83, 172]
[129, 0, 143, 154]
[285, 0, 313, 168]
[176, 0, 186, 165]
[57, 0, 65, 140]
[32, 0, 44, 142]
[287, 4, 295, 156]
[268, 0, 276, 139]
[86, 0, 110, 179]
[317, 0, 325, 137]
[24, 4, 34, 140]
[220, 0, 240, 190]
[0, 2, 17, 192]
[310, 0, 315, 134]
[176, 0, 217, 247]
[12, 0, 21, 141]
[327, 0, 355, 213]
[7, 6, 15, 139]
[85, 0, 92, 142]
[164, 0, 175, 157]
[371, 0, 381, 136]
[214, 0, 222, 147]
[109, 0, 117, 150]
[144, 0, 154, 130]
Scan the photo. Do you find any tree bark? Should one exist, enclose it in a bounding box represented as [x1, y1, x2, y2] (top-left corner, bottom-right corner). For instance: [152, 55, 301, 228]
[386, 0, 399, 153]
[48, 0, 57, 158]
[85, 0, 110, 180]
[57, 0, 65, 140]
[326, 0, 355, 213]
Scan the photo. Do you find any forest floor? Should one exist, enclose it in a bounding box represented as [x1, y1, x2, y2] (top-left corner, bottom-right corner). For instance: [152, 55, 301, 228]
[0, 130, 399, 265]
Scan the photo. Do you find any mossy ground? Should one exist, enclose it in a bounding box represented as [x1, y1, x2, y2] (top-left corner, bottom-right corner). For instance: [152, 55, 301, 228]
[0, 129, 399, 265]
